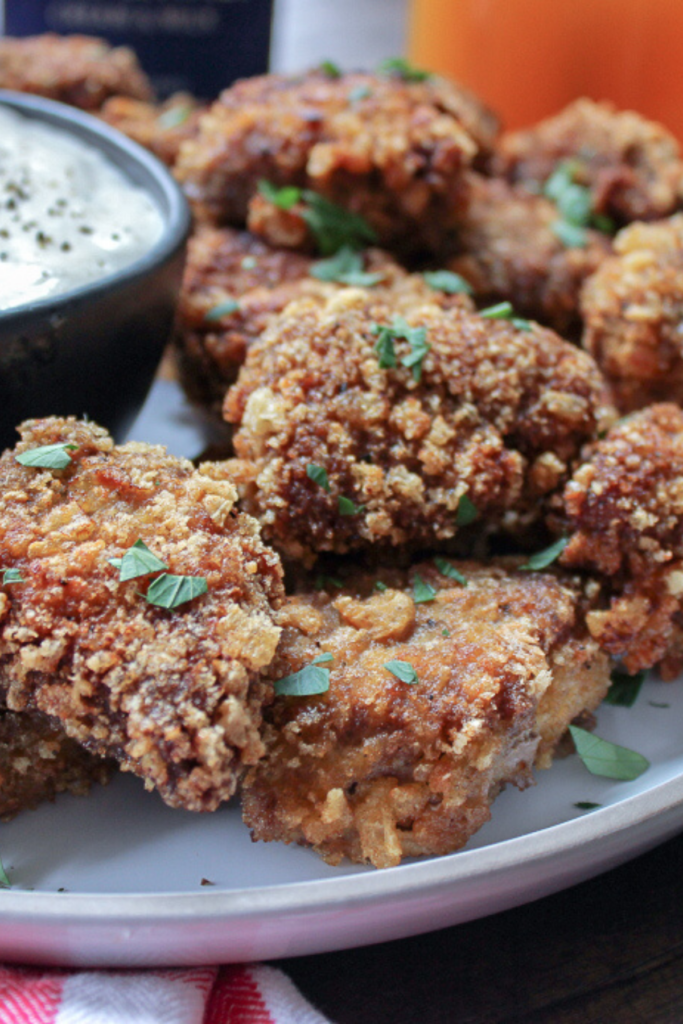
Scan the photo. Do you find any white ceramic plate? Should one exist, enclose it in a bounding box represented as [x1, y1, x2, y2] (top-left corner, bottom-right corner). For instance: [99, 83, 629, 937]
[2, 379, 682, 967]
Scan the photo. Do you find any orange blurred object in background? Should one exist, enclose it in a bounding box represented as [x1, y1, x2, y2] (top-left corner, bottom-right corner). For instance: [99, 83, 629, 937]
[408, 0, 683, 139]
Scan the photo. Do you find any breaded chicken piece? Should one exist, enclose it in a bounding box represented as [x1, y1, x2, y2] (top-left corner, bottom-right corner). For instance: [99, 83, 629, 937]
[0, 34, 152, 111]
[581, 215, 683, 411]
[495, 98, 683, 225]
[99, 93, 204, 167]
[175, 68, 496, 256]
[175, 226, 473, 416]
[225, 289, 615, 563]
[242, 561, 610, 868]
[0, 707, 113, 820]
[447, 173, 611, 337]
[557, 404, 683, 678]
[0, 418, 284, 811]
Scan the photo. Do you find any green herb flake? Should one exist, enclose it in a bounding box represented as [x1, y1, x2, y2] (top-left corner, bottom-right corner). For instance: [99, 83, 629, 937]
[0, 857, 10, 889]
[433, 557, 468, 586]
[15, 442, 78, 470]
[423, 269, 473, 295]
[569, 725, 649, 782]
[311, 652, 334, 665]
[145, 573, 208, 610]
[372, 322, 397, 368]
[374, 580, 388, 592]
[315, 574, 343, 591]
[574, 801, 602, 811]
[479, 301, 531, 331]
[2, 568, 24, 584]
[441, 626, 451, 637]
[520, 535, 568, 571]
[109, 539, 168, 583]
[257, 179, 301, 210]
[551, 219, 588, 249]
[544, 161, 579, 204]
[306, 463, 331, 492]
[338, 495, 364, 516]
[157, 104, 192, 130]
[373, 316, 430, 380]
[413, 574, 437, 603]
[400, 325, 430, 382]
[311, 246, 383, 286]
[455, 494, 478, 527]
[319, 59, 342, 78]
[205, 298, 239, 321]
[349, 84, 372, 104]
[604, 668, 646, 708]
[384, 659, 419, 684]
[300, 190, 377, 255]
[592, 213, 616, 235]
[378, 57, 431, 82]
[274, 662, 331, 697]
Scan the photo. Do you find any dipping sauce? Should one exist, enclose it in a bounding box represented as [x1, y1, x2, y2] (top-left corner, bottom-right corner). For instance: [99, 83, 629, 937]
[0, 104, 163, 311]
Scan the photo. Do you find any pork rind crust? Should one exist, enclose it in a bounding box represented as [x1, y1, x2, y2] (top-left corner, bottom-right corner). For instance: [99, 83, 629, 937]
[448, 173, 611, 337]
[0, 707, 113, 820]
[0, 34, 153, 111]
[580, 215, 683, 411]
[242, 562, 610, 868]
[175, 69, 496, 255]
[496, 98, 683, 224]
[99, 93, 204, 167]
[225, 289, 615, 562]
[558, 404, 683, 677]
[0, 418, 284, 811]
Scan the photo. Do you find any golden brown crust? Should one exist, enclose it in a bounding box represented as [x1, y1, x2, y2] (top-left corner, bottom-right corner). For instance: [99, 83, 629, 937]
[224, 289, 615, 562]
[580, 215, 683, 410]
[99, 93, 204, 167]
[0, 418, 284, 811]
[175, 69, 494, 256]
[242, 561, 610, 868]
[0, 707, 113, 820]
[448, 173, 611, 336]
[0, 34, 153, 110]
[495, 98, 683, 224]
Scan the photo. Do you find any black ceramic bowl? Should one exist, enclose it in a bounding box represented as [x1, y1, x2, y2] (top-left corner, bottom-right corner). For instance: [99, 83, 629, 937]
[0, 90, 191, 451]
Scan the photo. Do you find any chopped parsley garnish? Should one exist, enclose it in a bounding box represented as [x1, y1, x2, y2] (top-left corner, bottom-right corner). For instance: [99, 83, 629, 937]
[300, 189, 377, 255]
[315, 574, 343, 591]
[205, 298, 239, 321]
[0, 857, 10, 889]
[15, 443, 78, 470]
[257, 179, 301, 210]
[274, 657, 331, 696]
[145, 573, 208, 610]
[349, 84, 372, 104]
[479, 301, 532, 331]
[372, 316, 430, 381]
[433, 557, 467, 586]
[455, 494, 478, 527]
[319, 60, 342, 78]
[574, 801, 602, 811]
[372, 322, 397, 368]
[423, 269, 473, 295]
[544, 160, 615, 247]
[108, 539, 168, 583]
[384, 659, 419, 684]
[569, 725, 649, 781]
[378, 57, 431, 82]
[306, 463, 331, 492]
[520, 536, 568, 571]
[551, 220, 588, 249]
[338, 495, 364, 515]
[441, 626, 451, 637]
[157, 104, 192, 130]
[2, 568, 23, 584]
[604, 668, 645, 708]
[311, 652, 334, 665]
[413, 574, 437, 603]
[310, 246, 383, 286]
[374, 580, 388, 592]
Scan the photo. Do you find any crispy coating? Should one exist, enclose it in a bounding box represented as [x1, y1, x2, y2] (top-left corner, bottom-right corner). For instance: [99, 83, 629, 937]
[581, 215, 683, 411]
[242, 561, 610, 868]
[496, 98, 683, 224]
[175, 69, 497, 256]
[0, 418, 284, 811]
[448, 173, 611, 337]
[558, 404, 683, 677]
[0, 34, 153, 111]
[99, 93, 204, 167]
[224, 289, 615, 563]
[0, 707, 113, 820]
[175, 226, 473, 416]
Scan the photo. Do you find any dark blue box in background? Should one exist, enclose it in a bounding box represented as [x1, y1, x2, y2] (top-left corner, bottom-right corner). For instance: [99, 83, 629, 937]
[5, 0, 273, 99]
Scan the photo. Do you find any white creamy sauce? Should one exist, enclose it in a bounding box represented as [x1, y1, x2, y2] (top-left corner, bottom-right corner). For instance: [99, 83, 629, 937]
[0, 105, 163, 310]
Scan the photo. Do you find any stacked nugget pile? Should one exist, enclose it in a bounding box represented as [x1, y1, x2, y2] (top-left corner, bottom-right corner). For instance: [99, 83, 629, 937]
[3, 42, 683, 869]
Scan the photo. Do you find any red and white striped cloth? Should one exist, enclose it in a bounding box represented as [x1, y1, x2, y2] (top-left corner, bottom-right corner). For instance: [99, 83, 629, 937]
[0, 964, 332, 1024]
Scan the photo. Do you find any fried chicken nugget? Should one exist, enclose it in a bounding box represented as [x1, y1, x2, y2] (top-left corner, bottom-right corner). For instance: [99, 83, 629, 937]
[557, 404, 683, 678]
[175, 68, 496, 256]
[224, 289, 615, 563]
[0, 418, 284, 811]
[242, 561, 610, 868]
[495, 98, 683, 224]
[581, 215, 683, 411]
[99, 93, 204, 167]
[0, 34, 153, 111]
[0, 707, 113, 820]
[448, 173, 611, 337]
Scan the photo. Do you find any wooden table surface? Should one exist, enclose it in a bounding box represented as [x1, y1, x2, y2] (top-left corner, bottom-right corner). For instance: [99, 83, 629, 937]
[279, 831, 683, 1023]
